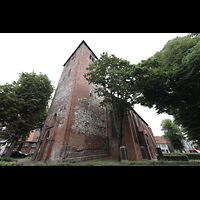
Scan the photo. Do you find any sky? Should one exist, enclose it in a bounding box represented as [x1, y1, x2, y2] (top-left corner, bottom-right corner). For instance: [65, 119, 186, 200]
[0, 33, 188, 136]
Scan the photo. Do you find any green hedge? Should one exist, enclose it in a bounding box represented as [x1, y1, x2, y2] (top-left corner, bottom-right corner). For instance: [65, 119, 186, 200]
[185, 153, 200, 160]
[157, 154, 189, 161]
[0, 157, 12, 162]
[162, 153, 200, 160]
[164, 154, 189, 161]
[0, 161, 22, 166]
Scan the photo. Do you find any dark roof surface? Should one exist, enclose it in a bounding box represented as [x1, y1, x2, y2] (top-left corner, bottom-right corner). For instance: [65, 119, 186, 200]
[63, 40, 98, 66]
[131, 109, 149, 126]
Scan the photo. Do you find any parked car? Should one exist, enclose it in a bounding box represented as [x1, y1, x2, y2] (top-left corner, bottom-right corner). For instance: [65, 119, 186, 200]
[1, 151, 29, 158]
[189, 149, 200, 153]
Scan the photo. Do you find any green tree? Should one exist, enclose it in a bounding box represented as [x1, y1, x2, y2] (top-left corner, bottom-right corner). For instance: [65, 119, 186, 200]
[131, 34, 200, 145]
[0, 71, 54, 157]
[84, 52, 136, 161]
[161, 119, 184, 152]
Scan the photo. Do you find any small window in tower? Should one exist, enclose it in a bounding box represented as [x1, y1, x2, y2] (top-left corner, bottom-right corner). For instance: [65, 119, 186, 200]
[92, 58, 94, 62]
[68, 69, 71, 77]
[70, 55, 74, 61]
[90, 55, 92, 59]
[90, 91, 92, 97]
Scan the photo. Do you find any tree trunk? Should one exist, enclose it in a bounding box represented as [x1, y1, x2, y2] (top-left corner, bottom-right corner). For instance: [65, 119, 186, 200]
[115, 104, 127, 161]
[4, 138, 18, 157]
[118, 106, 126, 161]
[118, 134, 122, 161]
[17, 142, 24, 151]
[111, 96, 127, 161]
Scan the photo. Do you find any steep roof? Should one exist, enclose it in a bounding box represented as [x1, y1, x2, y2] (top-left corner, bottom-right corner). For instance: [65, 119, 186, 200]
[131, 109, 149, 126]
[155, 136, 170, 144]
[63, 40, 98, 66]
[26, 130, 40, 142]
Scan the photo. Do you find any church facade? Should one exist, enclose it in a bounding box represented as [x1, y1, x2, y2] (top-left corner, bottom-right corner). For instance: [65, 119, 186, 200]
[32, 40, 157, 163]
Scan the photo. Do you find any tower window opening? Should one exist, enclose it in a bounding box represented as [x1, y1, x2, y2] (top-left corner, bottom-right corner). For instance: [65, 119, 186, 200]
[68, 69, 71, 77]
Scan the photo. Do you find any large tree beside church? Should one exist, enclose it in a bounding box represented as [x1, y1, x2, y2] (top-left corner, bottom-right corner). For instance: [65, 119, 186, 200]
[84, 53, 137, 161]
[131, 33, 200, 144]
[0, 71, 54, 157]
[85, 33, 200, 149]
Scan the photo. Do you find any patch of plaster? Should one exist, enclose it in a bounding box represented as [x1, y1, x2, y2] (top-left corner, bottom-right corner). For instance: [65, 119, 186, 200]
[72, 98, 107, 137]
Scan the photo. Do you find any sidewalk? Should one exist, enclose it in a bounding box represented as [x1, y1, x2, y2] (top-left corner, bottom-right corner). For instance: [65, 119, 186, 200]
[14, 157, 40, 165]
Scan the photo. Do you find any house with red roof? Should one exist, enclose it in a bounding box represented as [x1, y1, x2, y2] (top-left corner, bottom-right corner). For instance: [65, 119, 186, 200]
[154, 136, 171, 153]
[3, 129, 40, 155]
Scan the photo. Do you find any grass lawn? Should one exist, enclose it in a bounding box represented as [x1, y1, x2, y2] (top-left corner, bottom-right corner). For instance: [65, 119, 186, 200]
[1, 157, 200, 166]
[73, 158, 200, 166]
[75, 158, 200, 166]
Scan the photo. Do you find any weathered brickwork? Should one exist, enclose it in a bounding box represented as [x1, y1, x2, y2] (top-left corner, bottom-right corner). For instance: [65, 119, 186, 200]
[32, 40, 157, 163]
[33, 41, 109, 163]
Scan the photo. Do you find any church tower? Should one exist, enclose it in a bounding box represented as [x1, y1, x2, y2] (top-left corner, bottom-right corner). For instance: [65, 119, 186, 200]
[33, 40, 109, 162]
[33, 40, 158, 163]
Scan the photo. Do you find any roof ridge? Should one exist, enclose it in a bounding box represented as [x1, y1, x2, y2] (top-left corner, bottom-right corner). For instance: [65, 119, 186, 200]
[63, 40, 98, 66]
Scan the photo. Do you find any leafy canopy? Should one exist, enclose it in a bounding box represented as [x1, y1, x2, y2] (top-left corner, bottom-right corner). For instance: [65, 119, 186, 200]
[161, 119, 184, 152]
[84, 33, 200, 150]
[0, 71, 54, 145]
[132, 34, 200, 144]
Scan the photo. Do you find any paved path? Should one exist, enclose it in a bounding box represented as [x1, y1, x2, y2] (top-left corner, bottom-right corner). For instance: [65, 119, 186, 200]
[12, 157, 40, 165]
[95, 164, 131, 166]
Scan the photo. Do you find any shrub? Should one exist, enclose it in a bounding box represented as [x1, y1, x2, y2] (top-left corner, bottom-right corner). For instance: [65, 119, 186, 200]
[162, 153, 200, 160]
[157, 154, 189, 161]
[0, 157, 12, 162]
[164, 154, 189, 161]
[185, 153, 200, 160]
[0, 161, 22, 166]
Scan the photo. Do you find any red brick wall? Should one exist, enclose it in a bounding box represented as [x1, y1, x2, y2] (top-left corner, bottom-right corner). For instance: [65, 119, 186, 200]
[33, 42, 109, 162]
[107, 110, 157, 161]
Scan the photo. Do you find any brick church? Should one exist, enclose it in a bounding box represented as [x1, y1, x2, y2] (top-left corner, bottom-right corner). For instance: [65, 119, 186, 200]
[32, 40, 157, 163]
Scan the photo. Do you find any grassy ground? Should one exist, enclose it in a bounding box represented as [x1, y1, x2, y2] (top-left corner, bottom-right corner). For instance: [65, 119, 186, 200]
[1, 157, 200, 166]
[75, 157, 200, 166]
[29, 158, 200, 166]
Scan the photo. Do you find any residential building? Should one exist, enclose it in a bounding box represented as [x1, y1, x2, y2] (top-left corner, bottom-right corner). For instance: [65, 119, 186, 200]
[3, 129, 40, 155]
[182, 139, 196, 153]
[0, 140, 7, 156]
[155, 136, 170, 153]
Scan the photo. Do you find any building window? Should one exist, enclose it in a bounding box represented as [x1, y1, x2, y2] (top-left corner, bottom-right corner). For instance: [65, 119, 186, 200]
[25, 142, 29, 147]
[32, 143, 36, 148]
[30, 149, 35, 154]
[90, 55, 95, 62]
[129, 113, 138, 143]
[68, 69, 71, 77]
[70, 55, 74, 61]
